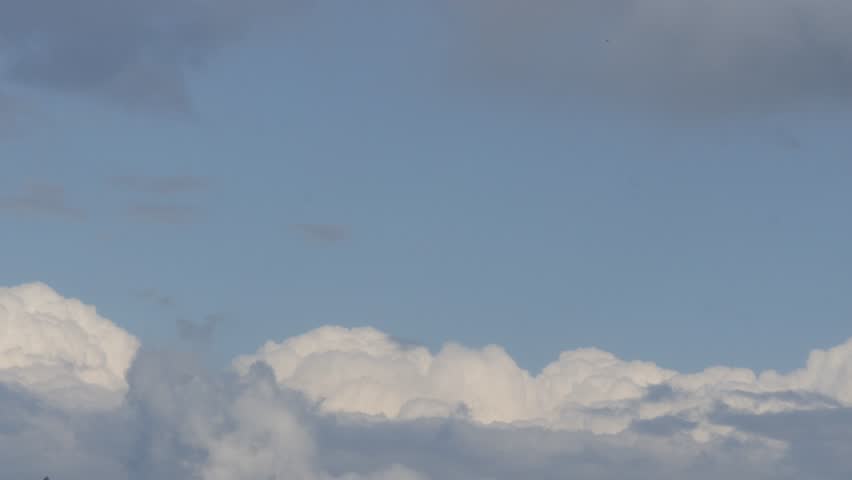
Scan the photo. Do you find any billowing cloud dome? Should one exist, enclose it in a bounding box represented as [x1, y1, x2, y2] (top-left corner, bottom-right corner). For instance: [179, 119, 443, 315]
[0, 283, 139, 409]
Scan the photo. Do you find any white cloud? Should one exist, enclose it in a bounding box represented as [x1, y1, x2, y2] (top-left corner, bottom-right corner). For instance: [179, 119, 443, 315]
[3, 282, 852, 479]
[234, 326, 852, 439]
[0, 283, 139, 409]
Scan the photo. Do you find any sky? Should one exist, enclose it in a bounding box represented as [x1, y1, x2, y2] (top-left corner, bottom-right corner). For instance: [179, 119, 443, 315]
[3, 1, 852, 479]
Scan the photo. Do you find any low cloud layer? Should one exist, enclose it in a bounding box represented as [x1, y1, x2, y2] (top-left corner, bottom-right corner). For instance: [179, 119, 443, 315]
[450, 0, 852, 112]
[3, 282, 852, 479]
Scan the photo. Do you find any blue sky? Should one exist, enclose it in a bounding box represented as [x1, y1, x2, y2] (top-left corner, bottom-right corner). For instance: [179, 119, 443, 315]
[3, 0, 852, 376]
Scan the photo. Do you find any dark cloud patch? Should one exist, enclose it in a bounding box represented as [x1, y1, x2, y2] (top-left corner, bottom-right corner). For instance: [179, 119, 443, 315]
[292, 224, 349, 243]
[133, 288, 176, 308]
[448, 0, 852, 114]
[176, 314, 223, 343]
[630, 416, 697, 437]
[0, 0, 293, 113]
[642, 384, 677, 403]
[0, 184, 85, 220]
[110, 175, 210, 194]
[126, 203, 202, 225]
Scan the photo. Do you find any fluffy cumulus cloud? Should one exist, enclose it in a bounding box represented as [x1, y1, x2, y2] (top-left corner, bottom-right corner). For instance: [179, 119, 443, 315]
[449, 0, 852, 112]
[0, 283, 139, 408]
[234, 326, 852, 438]
[3, 283, 852, 479]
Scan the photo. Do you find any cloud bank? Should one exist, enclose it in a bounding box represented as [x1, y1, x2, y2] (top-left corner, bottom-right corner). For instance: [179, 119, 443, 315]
[3, 282, 852, 479]
[4, 1, 850, 115]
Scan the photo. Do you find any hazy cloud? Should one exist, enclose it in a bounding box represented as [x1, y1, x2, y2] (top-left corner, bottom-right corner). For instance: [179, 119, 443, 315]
[293, 224, 349, 243]
[449, 0, 852, 113]
[110, 175, 210, 194]
[773, 127, 803, 150]
[0, 0, 293, 113]
[176, 314, 223, 343]
[126, 203, 202, 225]
[0, 92, 22, 136]
[0, 184, 86, 220]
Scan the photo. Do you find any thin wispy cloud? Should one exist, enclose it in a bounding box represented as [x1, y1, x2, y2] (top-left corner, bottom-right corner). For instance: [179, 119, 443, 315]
[0, 184, 85, 220]
[292, 224, 349, 243]
[126, 203, 202, 225]
[110, 175, 210, 194]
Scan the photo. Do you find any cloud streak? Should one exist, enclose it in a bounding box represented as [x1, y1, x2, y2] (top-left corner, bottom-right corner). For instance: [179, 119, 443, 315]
[0, 184, 86, 220]
[126, 203, 202, 225]
[110, 175, 210, 194]
[3, 282, 852, 479]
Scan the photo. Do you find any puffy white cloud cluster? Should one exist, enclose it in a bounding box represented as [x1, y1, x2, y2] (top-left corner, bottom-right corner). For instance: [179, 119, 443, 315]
[234, 326, 852, 439]
[3, 282, 852, 479]
[0, 283, 139, 408]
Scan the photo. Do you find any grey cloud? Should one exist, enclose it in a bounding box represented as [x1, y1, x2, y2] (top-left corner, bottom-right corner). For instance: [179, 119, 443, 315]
[314, 414, 787, 480]
[110, 175, 210, 194]
[176, 314, 223, 343]
[126, 203, 202, 225]
[0, 184, 85, 220]
[293, 224, 349, 243]
[449, 0, 852, 113]
[642, 383, 677, 402]
[630, 415, 698, 437]
[717, 408, 852, 479]
[0, 0, 292, 113]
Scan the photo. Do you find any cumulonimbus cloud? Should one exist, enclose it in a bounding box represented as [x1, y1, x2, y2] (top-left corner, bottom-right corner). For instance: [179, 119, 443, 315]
[3, 282, 852, 479]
